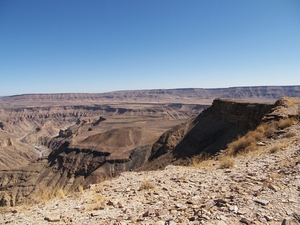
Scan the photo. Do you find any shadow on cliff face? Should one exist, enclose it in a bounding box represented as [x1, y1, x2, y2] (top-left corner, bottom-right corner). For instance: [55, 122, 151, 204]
[138, 99, 274, 170]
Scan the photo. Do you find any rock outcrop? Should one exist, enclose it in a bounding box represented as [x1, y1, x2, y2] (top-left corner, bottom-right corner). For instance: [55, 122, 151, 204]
[140, 99, 274, 170]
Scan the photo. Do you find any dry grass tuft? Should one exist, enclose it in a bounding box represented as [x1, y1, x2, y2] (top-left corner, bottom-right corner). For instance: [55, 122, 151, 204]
[31, 185, 68, 204]
[93, 180, 111, 193]
[218, 156, 235, 169]
[281, 97, 296, 107]
[255, 125, 265, 134]
[226, 124, 267, 156]
[86, 194, 107, 211]
[277, 118, 294, 129]
[0, 206, 10, 214]
[263, 122, 277, 138]
[269, 144, 282, 154]
[55, 188, 66, 199]
[78, 185, 84, 193]
[227, 135, 256, 156]
[225, 116, 297, 156]
[191, 153, 213, 168]
[139, 177, 155, 191]
[192, 158, 214, 169]
[283, 131, 296, 138]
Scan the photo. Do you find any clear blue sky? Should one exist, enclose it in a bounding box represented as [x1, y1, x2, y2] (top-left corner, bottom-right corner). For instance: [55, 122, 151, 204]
[1, 0, 299, 96]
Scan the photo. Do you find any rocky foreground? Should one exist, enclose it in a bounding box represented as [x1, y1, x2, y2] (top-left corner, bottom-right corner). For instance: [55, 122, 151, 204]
[1, 122, 300, 225]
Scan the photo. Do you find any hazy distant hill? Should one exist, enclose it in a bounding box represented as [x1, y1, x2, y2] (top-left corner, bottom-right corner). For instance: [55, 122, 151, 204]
[0, 86, 299, 107]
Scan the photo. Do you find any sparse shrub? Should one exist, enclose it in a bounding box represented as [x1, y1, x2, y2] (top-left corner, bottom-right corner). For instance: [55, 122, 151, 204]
[192, 158, 214, 168]
[256, 125, 265, 134]
[191, 153, 212, 168]
[281, 97, 295, 107]
[31, 185, 68, 204]
[56, 188, 66, 199]
[86, 194, 107, 211]
[269, 145, 281, 154]
[248, 130, 264, 142]
[218, 156, 235, 169]
[263, 122, 277, 138]
[226, 123, 271, 156]
[0, 206, 9, 214]
[283, 131, 296, 138]
[139, 178, 155, 191]
[90, 194, 106, 204]
[227, 135, 256, 155]
[278, 118, 294, 129]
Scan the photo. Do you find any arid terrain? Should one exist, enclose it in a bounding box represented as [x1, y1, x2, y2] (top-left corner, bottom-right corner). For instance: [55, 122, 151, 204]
[0, 86, 300, 224]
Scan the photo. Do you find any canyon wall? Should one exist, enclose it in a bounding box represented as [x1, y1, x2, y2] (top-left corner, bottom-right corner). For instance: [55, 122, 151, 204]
[140, 99, 274, 170]
[0, 86, 299, 107]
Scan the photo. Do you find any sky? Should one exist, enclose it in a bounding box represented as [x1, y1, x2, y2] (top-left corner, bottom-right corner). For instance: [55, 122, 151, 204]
[0, 0, 300, 96]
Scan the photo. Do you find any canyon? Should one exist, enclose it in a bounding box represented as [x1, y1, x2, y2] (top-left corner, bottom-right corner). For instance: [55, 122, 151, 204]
[0, 86, 299, 208]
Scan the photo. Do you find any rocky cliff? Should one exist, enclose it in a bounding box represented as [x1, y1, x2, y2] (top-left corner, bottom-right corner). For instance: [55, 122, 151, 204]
[210, 98, 274, 129]
[140, 99, 274, 170]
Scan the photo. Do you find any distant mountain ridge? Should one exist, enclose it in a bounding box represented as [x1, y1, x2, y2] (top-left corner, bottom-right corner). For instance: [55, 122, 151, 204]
[0, 86, 300, 107]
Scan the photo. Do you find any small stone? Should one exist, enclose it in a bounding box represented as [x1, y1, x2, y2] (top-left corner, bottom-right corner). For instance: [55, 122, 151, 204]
[117, 202, 123, 208]
[253, 198, 269, 205]
[201, 208, 211, 216]
[288, 199, 297, 203]
[106, 200, 114, 206]
[228, 205, 238, 213]
[257, 142, 266, 146]
[129, 216, 137, 222]
[11, 209, 18, 213]
[200, 215, 210, 220]
[156, 209, 168, 217]
[167, 220, 177, 225]
[186, 200, 194, 204]
[268, 184, 280, 192]
[192, 204, 200, 209]
[237, 209, 247, 215]
[264, 215, 273, 221]
[285, 209, 294, 216]
[214, 199, 227, 207]
[116, 216, 123, 222]
[142, 211, 149, 217]
[142, 208, 156, 217]
[216, 221, 227, 225]
[281, 217, 298, 225]
[240, 217, 251, 225]
[188, 216, 196, 221]
[175, 203, 187, 210]
[44, 213, 61, 222]
[293, 212, 300, 220]
[90, 212, 99, 217]
[204, 199, 215, 209]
